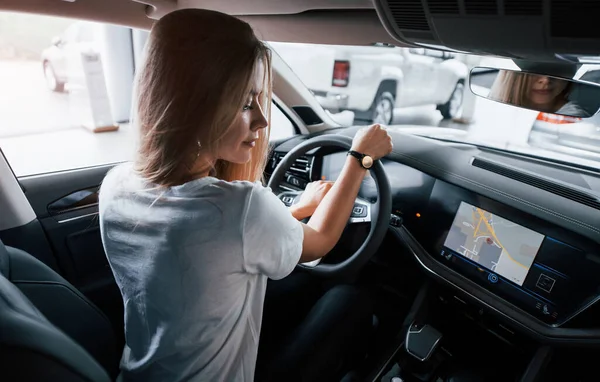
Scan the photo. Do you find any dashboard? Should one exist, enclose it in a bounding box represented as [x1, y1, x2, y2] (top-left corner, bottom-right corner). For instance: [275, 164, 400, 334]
[271, 126, 600, 343]
[419, 180, 600, 327]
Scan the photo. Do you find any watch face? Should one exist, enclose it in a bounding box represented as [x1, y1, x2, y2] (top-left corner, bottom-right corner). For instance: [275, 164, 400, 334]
[362, 155, 373, 169]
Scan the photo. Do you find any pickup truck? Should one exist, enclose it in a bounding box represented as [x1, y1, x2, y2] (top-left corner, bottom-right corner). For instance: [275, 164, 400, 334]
[269, 43, 469, 124]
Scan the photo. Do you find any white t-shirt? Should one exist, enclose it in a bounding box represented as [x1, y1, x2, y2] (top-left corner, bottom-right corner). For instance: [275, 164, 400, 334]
[98, 163, 303, 381]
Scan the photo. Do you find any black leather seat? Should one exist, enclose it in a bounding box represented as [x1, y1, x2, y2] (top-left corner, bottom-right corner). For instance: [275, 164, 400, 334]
[0, 239, 119, 381]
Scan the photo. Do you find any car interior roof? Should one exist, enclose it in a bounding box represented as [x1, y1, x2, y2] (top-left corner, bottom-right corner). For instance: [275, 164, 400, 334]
[0, 0, 405, 46]
[5, 1, 600, 63]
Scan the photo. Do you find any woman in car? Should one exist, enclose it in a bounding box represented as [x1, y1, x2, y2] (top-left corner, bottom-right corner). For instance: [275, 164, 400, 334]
[98, 8, 392, 382]
[489, 70, 590, 117]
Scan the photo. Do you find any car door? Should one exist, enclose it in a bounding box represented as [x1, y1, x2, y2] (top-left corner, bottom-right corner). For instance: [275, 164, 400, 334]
[0, 14, 133, 341]
[2, 163, 124, 331]
[399, 48, 437, 106]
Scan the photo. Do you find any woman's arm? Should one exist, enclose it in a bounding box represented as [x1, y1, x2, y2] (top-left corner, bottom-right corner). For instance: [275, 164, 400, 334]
[289, 181, 334, 221]
[299, 125, 392, 262]
[289, 205, 311, 221]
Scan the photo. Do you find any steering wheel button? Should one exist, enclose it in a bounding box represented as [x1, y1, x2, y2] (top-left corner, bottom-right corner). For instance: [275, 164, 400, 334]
[281, 196, 294, 205]
[352, 205, 367, 217]
[287, 175, 301, 187]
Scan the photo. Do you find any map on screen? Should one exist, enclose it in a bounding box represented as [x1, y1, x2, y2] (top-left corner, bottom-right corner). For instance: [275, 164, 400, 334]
[443, 202, 545, 286]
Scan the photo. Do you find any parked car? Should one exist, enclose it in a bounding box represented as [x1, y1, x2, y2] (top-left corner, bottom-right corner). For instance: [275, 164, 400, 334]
[269, 43, 469, 124]
[41, 21, 99, 92]
[528, 112, 600, 162]
[528, 68, 600, 163]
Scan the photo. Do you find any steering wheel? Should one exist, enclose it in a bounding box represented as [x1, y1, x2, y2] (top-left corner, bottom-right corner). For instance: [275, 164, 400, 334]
[268, 135, 392, 277]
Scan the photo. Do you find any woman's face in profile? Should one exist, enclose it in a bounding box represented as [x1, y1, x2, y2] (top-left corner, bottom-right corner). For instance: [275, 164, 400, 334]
[216, 61, 268, 164]
[526, 74, 568, 109]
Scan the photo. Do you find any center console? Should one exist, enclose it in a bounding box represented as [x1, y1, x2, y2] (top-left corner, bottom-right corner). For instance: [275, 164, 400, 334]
[372, 282, 549, 382]
[414, 180, 600, 327]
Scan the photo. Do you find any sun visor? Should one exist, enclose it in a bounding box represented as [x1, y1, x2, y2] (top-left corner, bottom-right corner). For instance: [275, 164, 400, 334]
[373, 0, 600, 62]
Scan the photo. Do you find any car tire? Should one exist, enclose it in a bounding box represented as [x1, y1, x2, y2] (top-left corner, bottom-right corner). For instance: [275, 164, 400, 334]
[371, 91, 395, 125]
[438, 81, 464, 120]
[43, 61, 65, 93]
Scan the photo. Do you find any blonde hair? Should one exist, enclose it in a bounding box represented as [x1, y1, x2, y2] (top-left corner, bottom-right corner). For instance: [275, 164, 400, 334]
[489, 70, 532, 106]
[489, 71, 570, 110]
[134, 9, 272, 187]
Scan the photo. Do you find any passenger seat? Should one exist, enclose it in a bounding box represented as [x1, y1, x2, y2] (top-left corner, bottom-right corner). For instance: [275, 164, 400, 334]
[0, 239, 117, 381]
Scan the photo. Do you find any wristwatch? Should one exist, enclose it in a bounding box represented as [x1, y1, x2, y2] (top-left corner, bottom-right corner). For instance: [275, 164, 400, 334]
[347, 150, 374, 169]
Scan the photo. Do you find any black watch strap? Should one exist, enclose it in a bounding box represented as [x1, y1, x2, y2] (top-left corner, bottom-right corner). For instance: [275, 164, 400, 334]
[347, 150, 372, 169]
[347, 150, 365, 161]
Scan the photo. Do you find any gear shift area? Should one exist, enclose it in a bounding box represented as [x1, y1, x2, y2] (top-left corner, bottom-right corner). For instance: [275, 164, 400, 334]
[405, 323, 443, 362]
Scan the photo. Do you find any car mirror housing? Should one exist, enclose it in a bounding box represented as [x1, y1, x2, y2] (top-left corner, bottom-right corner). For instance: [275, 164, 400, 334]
[470, 66, 600, 118]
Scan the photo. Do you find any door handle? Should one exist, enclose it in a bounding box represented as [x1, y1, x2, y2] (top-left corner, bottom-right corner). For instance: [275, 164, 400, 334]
[47, 186, 99, 215]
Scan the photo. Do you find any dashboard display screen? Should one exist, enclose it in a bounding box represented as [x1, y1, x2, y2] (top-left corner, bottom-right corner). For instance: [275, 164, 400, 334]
[321, 152, 347, 181]
[443, 202, 545, 286]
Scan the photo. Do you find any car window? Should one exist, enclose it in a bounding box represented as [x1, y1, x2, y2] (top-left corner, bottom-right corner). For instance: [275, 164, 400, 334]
[61, 23, 78, 44]
[0, 13, 298, 177]
[76, 23, 95, 43]
[269, 42, 600, 170]
[270, 103, 296, 140]
[0, 13, 135, 177]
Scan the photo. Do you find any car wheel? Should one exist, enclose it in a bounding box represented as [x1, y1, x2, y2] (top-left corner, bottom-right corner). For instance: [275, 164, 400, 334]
[43, 61, 65, 93]
[439, 81, 464, 119]
[372, 92, 395, 125]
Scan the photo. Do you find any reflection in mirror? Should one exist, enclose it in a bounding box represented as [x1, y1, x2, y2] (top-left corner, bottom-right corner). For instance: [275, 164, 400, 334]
[469, 67, 600, 118]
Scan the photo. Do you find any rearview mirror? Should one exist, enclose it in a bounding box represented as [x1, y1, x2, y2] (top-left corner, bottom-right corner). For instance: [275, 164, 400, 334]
[469, 67, 600, 118]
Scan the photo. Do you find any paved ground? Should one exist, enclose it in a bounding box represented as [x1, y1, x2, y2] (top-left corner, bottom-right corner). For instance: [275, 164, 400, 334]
[0, 61, 74, 138]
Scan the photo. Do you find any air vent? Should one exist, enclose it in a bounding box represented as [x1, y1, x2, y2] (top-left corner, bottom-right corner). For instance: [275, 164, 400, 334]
[551, 0, 600, 39]
[504, 0, 542, 16]
[464, 0, 497, 15]
[269, 152, 313, 181]
[428, 0, 459, 14]
[472, 158, 600, 210]
[289, 155, 312, 178]
[387, 0, 430, 31]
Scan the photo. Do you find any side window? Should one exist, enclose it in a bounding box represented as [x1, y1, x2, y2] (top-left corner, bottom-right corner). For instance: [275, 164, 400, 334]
[0, 12, 295, 177]
[0, 12, 136, 177]
[76, 24, 95, 43]
[61, 23, 78, 44]
[270, 102, 296, 141]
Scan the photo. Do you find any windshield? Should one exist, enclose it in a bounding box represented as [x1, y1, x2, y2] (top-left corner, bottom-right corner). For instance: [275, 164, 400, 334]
[269, 42, 600, 171]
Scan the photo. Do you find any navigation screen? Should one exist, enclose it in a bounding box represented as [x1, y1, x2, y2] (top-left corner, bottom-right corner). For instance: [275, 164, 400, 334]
[321, 152, 346, 181]
[443, 202, 545, 286]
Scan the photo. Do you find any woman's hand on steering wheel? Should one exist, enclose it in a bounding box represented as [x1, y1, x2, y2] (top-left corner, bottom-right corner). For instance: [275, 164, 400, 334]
[267, 133, 392, 277]
[352, 124, 393, 160]
[290, 180, 335, 220]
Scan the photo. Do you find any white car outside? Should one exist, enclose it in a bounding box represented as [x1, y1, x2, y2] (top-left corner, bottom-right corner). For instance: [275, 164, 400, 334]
[269, 43, 469, 124]
[41, 21, 100, 93]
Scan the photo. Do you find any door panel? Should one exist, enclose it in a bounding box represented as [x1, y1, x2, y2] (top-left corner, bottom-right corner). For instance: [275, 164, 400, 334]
[12, 164, 124, 341]
[0, 220, 61, 273]
[21, 165, 110, 218]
